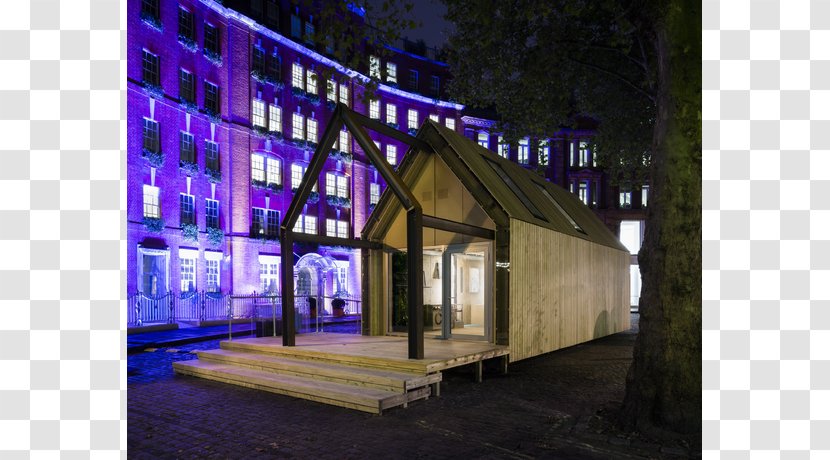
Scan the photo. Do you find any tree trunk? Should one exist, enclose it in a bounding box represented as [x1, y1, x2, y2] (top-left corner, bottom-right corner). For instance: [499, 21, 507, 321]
[621, 0, 701, 436]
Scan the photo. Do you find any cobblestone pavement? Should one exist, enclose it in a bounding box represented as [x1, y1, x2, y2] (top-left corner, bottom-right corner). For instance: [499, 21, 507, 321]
[128, 314, 700, 459]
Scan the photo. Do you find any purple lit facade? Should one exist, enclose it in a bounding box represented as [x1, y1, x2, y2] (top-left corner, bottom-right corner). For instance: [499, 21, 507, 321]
[127, 0, 646, 312]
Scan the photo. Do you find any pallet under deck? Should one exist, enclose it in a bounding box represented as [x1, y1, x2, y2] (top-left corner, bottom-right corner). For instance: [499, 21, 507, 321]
[174, 333, 510, 414]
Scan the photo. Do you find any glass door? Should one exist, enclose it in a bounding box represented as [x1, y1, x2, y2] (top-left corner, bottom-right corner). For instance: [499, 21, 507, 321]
[441, 242, 491, 340]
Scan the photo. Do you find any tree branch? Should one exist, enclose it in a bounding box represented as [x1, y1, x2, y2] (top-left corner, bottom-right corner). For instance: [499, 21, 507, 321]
[567, 56, 656, 103]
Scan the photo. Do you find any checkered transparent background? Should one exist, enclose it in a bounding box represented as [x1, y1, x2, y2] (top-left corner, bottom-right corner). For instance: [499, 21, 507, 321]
[703, 0, 830, 456]
[0, 0, 125, 456]
[0, 0, 825, 456]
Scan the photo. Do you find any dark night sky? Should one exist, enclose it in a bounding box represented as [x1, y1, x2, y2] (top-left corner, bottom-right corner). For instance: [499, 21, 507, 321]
[365, 0, 453, 49]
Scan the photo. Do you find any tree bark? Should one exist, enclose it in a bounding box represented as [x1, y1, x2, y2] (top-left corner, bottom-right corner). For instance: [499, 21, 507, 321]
[621, 0, 701, 436]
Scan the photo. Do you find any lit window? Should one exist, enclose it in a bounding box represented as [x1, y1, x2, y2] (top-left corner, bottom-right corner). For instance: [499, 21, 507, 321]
[251, 154, 265, 182]
[445, 118, 455, 131]
[327, 80, 337, 102]
[180, 132, 195, 164]
[579, 141, 589, 167]
[578, 182, 588, 205]
[304, 215, 317, 234]
[339, 84, 349, 107]
[291, 164, 303, 189]
[477, 132, 489, 149]
[338, 130, 350, 153]
[292, 112, 304, 140]
[338, 265, 348, 288]
[205, 140, 219, 171]
[266, 157, 281, 185]
[498, 136, 509, 158]
[178, 69, 195, 103]
[206, 199, 219, 228]
[619, 190, 632, 208]
[326, 172, 336, 196]
[386, 144, 397, 165]
[619, 221, 643, 254]
[518, 138, 529, 164]
[642, 185, 649, 207]
[180, 193, 195, 225]
[336, 175, 348, 198]
[337, 220, 348, 238]
[143, 184, 160, 218]
[429, 114, 439, 123]
[369, 100, 379, 119]
[386, 103, 397, 125]
[386, 62, 397, 83]
[206, 258, 220, 292]
[143, 118, 159, 152]
[408, 109, 418, 130]
[252, 99, 266, 127]
[306, 69, 317, 95]
[259, 255, 280, 293]
[326, 218, 337, 237]
[291, 62, 304, 89]
[269, 105, 282, 133]
[539, 141, 549, 166]
[369, 55, 381, 79]
[369, 183, 380, 205]
[306, 118, 318, 143]
[180, 257, 196, 292]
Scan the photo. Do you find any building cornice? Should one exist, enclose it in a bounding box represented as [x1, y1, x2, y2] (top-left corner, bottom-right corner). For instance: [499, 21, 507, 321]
[199, 0, 464, 111]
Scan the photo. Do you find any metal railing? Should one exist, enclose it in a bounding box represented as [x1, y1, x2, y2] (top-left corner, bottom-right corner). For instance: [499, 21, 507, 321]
[128, 291, 233, 327]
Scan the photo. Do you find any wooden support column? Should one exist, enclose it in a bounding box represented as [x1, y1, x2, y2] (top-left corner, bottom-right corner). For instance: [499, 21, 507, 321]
[406, 208, 424, 359]
[475, 361, 483, 383]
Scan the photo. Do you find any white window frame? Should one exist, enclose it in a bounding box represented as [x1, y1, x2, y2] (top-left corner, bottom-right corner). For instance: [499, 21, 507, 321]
[642, 185, 649, 207]
[518, 138, 529, 164]
[339, 84, 349, 107]
[369, 182, 380, 205]
[498, 136, 509, 158]
[143, 184, 160, 218]
[306, 69, 317, 95]
[407, 109, 418, 130]
[477, 132, 489, 149]
[266, 157, 281, 185]
[386, 62, 397, 83]
[369, 99, 379, 119]
[336, 175, 348, 198]
[386, 103, 397, 125]
[292, 112, 304, 140]
[258, 254, 280, 293]
[539, 141, 550, 166]
[252, 99, 266, 128]
[429, 114, 439, 123]
[386, 144, 397, 165]
[291, 62, 304, 89]
[327, 79, 337, 102]
[338, 130, 350, 153]
[325, 172, 337, 196]
[268, 105, 281, 133]
[306, 118, 318, 143]
[445, 117, 455, 130]
[205, 251, 222, 292]
[369, 55, 381, 79]
[291, 163, 304, 190]
[179, 249, 197, 292]
[251, 154, 265, 182]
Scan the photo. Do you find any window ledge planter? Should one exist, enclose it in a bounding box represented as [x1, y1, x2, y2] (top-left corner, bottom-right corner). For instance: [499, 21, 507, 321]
[207, 226, 224, 246]
[292, 188, 320, 204]
[178, 35, 199, 53]
[205, 167, 221, 183]
[141, 81, 164, 100]
[326, 195, 351, 209]
[204, 49, 223, 67]
[386, 122, 399, 130]
[325, 100, 337, 111]
[179, 99, 198, 114]
[140, 12, 163, 32]
[407, 128, 418, 136]
[142, 148, 164, 168]
[181, 223, 199, 242]
[202, 108, 222, 124]
[179, 160, 200, 176]
[252, 179, 267, 190]
[329, 149, 353, 164]
[143, 216, 165, 233]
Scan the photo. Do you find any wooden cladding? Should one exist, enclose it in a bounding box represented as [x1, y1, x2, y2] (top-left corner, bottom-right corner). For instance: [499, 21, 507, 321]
[508, 219, 630, 361]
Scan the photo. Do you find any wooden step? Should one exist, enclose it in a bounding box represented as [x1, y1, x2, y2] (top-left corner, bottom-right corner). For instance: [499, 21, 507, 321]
[219, 339, 429, 374]
[173, 360, 431, 414]
[197, 349, 441, 393]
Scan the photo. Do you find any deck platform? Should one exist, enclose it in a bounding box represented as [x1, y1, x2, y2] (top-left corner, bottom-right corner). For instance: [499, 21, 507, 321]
[174, 333, 509, 414]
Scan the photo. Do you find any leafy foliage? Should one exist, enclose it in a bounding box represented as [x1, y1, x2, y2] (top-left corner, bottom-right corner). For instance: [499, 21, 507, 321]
[326, 195, 351, 209]
[143, 216, 164, 233]
[179, 160, 200, 176]
[207, 226, 224, 246]
[142, 148, 164, 168]
[205, 167, 221, 183]
[443, 0, 656, 184]
[181, 223, 199, 242]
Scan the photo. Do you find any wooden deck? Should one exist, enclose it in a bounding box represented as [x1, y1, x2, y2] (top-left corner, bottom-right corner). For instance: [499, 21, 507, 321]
[174, 333, 509, 414]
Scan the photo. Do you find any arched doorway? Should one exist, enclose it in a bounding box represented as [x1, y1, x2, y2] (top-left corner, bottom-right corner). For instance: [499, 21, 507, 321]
[294, 253, 343, 330]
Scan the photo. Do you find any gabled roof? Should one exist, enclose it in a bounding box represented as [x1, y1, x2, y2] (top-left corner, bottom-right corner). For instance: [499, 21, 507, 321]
[364, 120, 628, 252]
